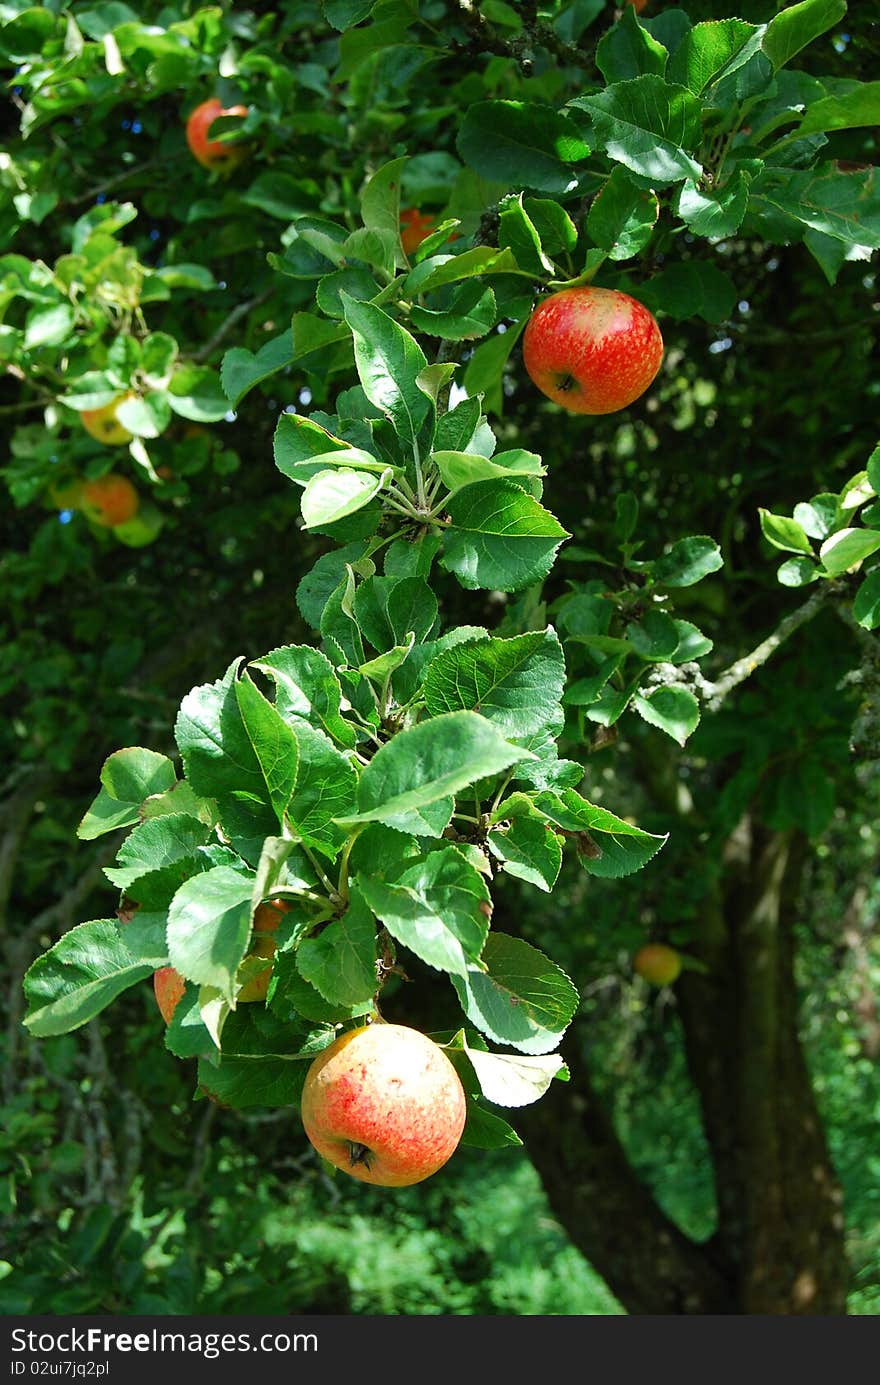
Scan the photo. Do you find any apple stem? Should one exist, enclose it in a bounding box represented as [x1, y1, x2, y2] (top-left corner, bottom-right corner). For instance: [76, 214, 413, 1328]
[348, 1142, 372, 1169]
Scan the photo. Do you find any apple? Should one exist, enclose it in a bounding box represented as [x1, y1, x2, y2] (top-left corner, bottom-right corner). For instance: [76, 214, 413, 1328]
[400, 208, 438, 256]
[626, 0, 648, 12]
[236, 897, 290, 1003]
[185, 98, 250, 172]
[48, 478, 84, 510]
[153, 966, 186, 1024]
[80, 396, 133, 446]
[81, 474, 140, 527]
[522, 286, 663, 415]
[633, 943, 682, 987]
[300, 1022, 467, 1187]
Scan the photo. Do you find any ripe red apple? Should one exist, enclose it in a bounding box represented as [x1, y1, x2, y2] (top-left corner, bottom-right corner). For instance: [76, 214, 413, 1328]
[522, 286, 663, 415]
[626, 0, 648, 12]
[81, 474, 140, 526]
[300, 1023, 467, 1187]
[153, 966, 186, 1024]
[80, 395, 133, 445]
[185, 98, 250, 172]
[633, 943, 682, 986]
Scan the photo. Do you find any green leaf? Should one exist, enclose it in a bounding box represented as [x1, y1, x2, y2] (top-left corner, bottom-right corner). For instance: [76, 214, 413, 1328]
[676, 171, 750, 238]
[358, 845, 490, 978]
[301, 466, 390, 528]
[460, 1098, 523, 1150]
[487, 816, 562, 893]
[361, 155, 408, 252]
[175, 661, 274, 843]
[251, 645, 356, 748]
[456, 100, 589, 195]
[668, 19, 761, 95]
[443, 479, 569, 593]
[819, 528, 880, 576]
[423, 628, 565, 737]
[353, 574, 438, 651]
[797, 81, 880, 137]
[167, 866, 254, 1001]
[651, 536, 723, 586]
[760, 509, 814, 555]
[341, 294, 430, 446]
[632, 686, 701, 745]
[671, 620, 714, 662]
[640, 263, 736, 322]
[296, 887, 377, 1005]
[532, 789, 667, 878]
[24, 303, 74, 349]
[336, 711, 532, 835]
[596, 4, 668, 84]
[104, 814, 212, 892]
[235, 675, 299, 827]
[627, 609, 680, 661]
[750, 166, 880, 250]
[522, 197, 578, 256]
[166, 365, 229, 422]
[286, 720, 357, 858]
[409, 282, 497, 341]
[220, 332, 294, 408]
[463, 1039, 567, 1108]
[461, 326, 523, 415]
[433, 447, 544, 496]
[570, 75, 702, 188]
[498, 194, 554, 277]
[78, 748, 177, 840]
[587, 166, 659, 260]
[23, 921, 153, 1037]
[452, 933, 578, 1053]
[777, 556, 818, 587]
[853, 571, 880, 630]
[763, 0, 847, 70]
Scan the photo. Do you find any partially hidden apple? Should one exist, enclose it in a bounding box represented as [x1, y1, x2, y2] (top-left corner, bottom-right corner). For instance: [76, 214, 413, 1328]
[300, 1022, 467, 1187]
[633, 943, 682, 987]
[80, 395, 133, 445]
[185, 98, 250, 172]
[236, 897, 290, 1002]
[81, 474, 140, 527]
[522, 286, 663, 415]
[400, 208, 438, 256]
[152, 898, 291, 1021]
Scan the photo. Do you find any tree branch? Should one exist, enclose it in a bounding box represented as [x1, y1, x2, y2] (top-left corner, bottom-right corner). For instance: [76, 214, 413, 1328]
[193, 290, 273, 364]
[703, 585, 830, 712]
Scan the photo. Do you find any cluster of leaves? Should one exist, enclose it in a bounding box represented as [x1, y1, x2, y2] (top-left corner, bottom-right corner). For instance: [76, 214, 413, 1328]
[760, 441, 880, 625]
[11, 0, 880, 1144]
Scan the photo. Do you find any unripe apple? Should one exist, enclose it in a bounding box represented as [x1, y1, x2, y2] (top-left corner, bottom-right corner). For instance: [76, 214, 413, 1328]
[633, 943, 682, 987]
[48, 478, 84, 510]
[80, 395, 133, 446]
[185, 98, 250, 172]
[236, 897, 290, 1003]
[153, 966, 186, 1024]
[522, 286, 663, 415]
[301, 1023, 467, 1187]
[81, 473, 140, 527]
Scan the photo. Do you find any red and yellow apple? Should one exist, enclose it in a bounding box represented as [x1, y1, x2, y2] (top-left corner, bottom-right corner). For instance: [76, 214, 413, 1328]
[80, 395, 133, 445]
[81, 473, 140, 527]
[633, 943, 682, 987]
[300, 1022, 467, 1187]
[522, 286, 663, 415]
[185, 97, 250, 172]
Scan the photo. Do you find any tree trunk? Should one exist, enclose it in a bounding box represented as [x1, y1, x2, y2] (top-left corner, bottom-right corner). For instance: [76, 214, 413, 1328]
[516, 825, 849, 1315]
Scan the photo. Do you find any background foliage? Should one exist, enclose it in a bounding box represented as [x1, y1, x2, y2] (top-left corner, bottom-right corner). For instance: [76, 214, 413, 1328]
[2, 0, 879, 1315]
